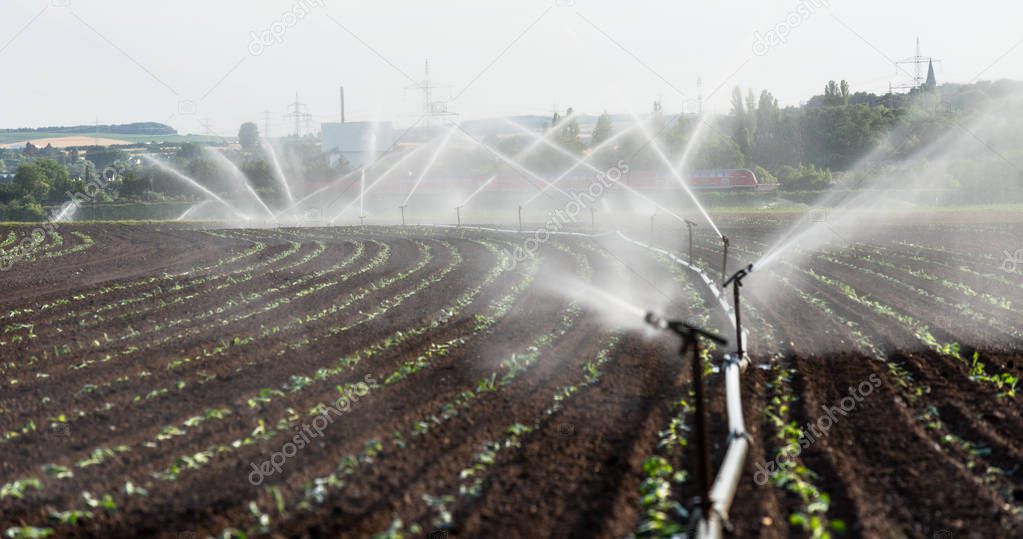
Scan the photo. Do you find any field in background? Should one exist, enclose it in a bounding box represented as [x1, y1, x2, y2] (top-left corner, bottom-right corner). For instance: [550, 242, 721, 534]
[0, 132, 230, 147]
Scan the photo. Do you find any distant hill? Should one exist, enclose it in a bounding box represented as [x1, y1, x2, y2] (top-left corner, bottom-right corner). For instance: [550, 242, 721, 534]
[0, 122, 177, 136]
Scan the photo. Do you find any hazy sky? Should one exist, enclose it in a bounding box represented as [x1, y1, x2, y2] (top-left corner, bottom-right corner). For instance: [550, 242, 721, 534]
[2, 0, 1020, 136]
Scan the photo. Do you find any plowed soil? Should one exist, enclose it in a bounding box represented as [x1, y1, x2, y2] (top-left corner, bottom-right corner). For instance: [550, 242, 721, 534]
[1, 221, 1021, 538]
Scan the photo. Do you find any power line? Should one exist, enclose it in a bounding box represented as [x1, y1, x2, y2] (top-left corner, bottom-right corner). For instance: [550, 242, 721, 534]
[283, 92, 312, 137]
[892, 37, 940, 91]
[404, 59, 457, 126]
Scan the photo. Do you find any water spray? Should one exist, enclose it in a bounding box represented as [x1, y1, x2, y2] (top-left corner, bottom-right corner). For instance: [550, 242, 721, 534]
[722, 264, 753, 361]
[403, 123, 460, 207]
[515, 121, 642, 206]
[685, 219, 698, 265]
[206, 148, 276, 219]
[458, 175, 498, 209]
[455, 128, 575, 202]
[644, 312, 728, 520]
[511, 119, 694, 229]
[649, 212, 657, 247]
[143, 156, 251, 222]
[629, 111, 724, 239]
[262, 140, 296, 206]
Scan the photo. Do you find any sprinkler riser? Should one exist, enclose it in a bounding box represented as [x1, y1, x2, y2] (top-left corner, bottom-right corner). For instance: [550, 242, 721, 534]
[645, 313, 725, 520]
[685, 220, 697, 265]
[721, 236, 730, 284]
[722, 264, 753, 360]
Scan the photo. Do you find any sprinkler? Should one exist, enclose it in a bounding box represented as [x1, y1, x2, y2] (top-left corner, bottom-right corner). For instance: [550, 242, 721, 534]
[518, 205, 523, 232]
[455, 205, 462, 228]
[359, 214, 366, 227]
[684, 219, 698, 265]
[645, 312, 728, 520]
[720, 236, 730, 283]
[399, 204, 407, 227]
[722, 264, 753, 362]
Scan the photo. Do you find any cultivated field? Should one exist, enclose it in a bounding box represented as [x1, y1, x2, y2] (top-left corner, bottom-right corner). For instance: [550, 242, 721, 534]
[0, 221, 1020, 538]
[0, 136, 132, 149]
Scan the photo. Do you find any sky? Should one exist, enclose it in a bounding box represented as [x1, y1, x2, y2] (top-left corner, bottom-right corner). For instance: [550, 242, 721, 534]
[1, 0, 1021, 137]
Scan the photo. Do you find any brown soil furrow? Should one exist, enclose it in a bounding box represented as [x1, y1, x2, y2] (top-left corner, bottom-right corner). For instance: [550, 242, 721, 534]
[0, 238, 451, 474]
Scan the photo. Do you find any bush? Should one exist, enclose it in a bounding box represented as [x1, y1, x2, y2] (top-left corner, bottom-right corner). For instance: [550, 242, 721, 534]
[753, 165, 778, 185]
[777, 163, 832, 191]
[0, 200, 47, 222]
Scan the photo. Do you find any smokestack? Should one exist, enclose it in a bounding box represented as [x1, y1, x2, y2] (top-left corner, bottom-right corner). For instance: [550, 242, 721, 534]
[340, 86, 345, 123]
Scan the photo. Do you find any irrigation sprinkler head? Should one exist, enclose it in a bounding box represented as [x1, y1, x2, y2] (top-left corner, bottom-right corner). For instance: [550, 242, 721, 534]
[644, 311, 668, 330]
[722, 235, 730, 246]
[723, 264, 754, 289]
[685, 219, 698, 228]
[645, 312, 728, 346]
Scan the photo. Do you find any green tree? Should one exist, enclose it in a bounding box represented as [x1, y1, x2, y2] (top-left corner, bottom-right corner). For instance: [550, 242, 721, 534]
[692, 131, 745, 170]
[557, 107, 584, 153]
[591, 111, 614, 147]
[85, 147, 127, 169]
[118, 169, 150, 199]
[777, 163, 832, 190]
[823, 80, 851, 106]
[34, 159, 73, 203]
[750, 90, 786, 168]
[186, 159, 221, 195]
[13, 162, 50, 201]
[241, 159, 273, 191]
[239, 122, 261, 152]
[730, 86, 753, 163]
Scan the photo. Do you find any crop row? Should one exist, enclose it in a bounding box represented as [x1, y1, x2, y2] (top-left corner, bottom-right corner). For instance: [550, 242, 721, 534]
[759, 258, 1021, 517]
[0, 237, 511, 535]
[0, 229, 267, 327]
[0, 239, 405, 445]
